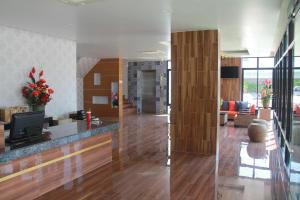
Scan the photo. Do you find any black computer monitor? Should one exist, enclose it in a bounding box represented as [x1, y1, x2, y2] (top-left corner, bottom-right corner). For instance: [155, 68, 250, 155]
[8, 111, 45, 143]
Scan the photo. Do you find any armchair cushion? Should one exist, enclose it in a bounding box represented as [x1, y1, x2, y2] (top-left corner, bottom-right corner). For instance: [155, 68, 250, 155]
[240, 101, 249, 111]
[221, 101, 229, 111]
[235, 101, 241, 111]
[229, 101, 236, 111]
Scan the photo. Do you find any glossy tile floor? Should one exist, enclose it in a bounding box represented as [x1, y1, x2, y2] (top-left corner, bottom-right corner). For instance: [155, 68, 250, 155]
[33, 114, 289, 200]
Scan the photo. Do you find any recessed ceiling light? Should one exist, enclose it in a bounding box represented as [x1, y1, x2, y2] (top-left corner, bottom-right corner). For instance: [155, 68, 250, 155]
[141, 50, 166, 55]
[59, 0, 103, 6]
[221, 49, 249, 57]
[159, 41, 170, 46]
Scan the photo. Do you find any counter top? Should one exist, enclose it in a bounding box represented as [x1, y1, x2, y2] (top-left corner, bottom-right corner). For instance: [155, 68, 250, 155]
[0, 120, 119, 162]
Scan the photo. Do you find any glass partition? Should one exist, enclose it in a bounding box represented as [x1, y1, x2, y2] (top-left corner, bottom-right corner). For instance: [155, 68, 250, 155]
[290, 10, 300, 186]
[243, 70, 258, 106]
[242, 57, 273, 107]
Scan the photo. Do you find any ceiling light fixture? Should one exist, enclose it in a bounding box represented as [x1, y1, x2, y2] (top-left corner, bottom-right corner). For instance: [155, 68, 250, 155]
[141, 50, 166, 55]
[221, 49, 249, 57]
[159, 41, 170, 46]
[59, 0, 103, 6]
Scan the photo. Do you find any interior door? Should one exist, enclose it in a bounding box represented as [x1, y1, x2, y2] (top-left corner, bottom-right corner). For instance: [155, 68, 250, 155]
[142, 70, 156, 113]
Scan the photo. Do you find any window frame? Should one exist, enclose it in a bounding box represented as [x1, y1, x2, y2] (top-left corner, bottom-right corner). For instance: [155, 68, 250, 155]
[241, 57, 274, 108]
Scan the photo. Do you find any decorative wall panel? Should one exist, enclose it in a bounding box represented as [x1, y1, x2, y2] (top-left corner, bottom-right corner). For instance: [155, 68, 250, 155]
[221, 57, 241, 101]
[77, 57, 100, 110]
[171, 30, 219, 155]
[84, 58, 123, 118]
[128, 61, 167, 114]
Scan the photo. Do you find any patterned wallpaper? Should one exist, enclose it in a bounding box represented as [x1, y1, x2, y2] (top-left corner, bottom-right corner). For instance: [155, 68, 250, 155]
[128, 61, 168, 114]
[0, 25, 77, 118]
[76, 57, 100, 110]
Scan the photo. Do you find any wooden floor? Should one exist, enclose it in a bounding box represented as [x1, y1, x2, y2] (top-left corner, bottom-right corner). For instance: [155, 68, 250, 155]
[1, 114, 289, 200]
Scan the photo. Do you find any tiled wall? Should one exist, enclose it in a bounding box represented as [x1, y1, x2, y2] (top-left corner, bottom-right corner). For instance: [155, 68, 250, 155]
[128, 61, 168, 114]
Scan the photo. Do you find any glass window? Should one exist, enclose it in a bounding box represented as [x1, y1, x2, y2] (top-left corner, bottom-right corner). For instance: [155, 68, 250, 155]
[295, 56, 300, 67]
[289, 14, 299, 188]
[242, 58, 257, 68]
[168, 60, 172, 69]
[258, 70, 273, 107]
[94, 73, 101, 85]
[242, 57, 273, 107]
[259, 58, 274, 68]
[243, 70, 257, 106]
[168, 70, 171, 105]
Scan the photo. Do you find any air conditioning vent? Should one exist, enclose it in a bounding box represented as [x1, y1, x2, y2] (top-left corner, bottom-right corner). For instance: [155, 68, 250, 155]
[221, 49, 249, 57]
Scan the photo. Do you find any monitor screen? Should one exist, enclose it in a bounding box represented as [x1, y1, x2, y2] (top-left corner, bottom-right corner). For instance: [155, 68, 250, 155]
[9, 111, 45, 142]
[221, 66, 240, 78]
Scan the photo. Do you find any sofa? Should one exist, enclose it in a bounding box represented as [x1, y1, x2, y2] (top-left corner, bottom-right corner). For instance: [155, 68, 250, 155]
[220, 100, 251, 120]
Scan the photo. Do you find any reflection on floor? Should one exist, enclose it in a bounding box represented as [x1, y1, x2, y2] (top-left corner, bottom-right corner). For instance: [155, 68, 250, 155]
[218, 122, 289, 200]
[23, 115, 290, 199]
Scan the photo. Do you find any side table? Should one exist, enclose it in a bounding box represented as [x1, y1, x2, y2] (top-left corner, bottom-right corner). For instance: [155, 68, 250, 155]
[259, 108, 272, 121]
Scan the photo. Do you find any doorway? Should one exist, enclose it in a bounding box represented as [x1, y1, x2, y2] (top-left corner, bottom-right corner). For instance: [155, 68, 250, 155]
[142, 70, 156, 113]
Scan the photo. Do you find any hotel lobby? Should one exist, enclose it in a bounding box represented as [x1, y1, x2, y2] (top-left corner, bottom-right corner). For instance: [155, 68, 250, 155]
[0, 0, 299, 199]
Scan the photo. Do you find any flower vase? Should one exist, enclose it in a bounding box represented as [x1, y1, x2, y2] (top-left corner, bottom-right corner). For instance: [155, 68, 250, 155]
[31, 104, 45, 112]
[262, 98, 270, 109]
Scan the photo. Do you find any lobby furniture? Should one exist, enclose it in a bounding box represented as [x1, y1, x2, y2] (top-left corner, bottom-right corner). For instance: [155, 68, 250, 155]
[57, 118, 73, 125]
[248, 123, 267, 142]
[4, 116, 56, 130]
[259, 108, 271, 121]
[0, 120, 118, 162]
[253, 119, 267, 127]
[69, 110, 87, 120]
[220, 111, 228, 126]
[220, 100, 249, 120]
[234, 113, 256, 127]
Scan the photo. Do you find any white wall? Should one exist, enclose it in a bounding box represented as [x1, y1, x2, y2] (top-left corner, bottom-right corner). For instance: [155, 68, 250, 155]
[76, 57, 100, 110]
[0, 25, 77, 118]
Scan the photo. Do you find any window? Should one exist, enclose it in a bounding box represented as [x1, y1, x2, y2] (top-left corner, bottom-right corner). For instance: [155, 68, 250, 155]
[242, 57, 274, 107]
[168, 69, 171, 105]
[94, 73, 101, 85]
[259, 58, 274, 68]
[242, 58, 257, 68]
[258, 70, 273, 107]
[243, 70, 258, 106]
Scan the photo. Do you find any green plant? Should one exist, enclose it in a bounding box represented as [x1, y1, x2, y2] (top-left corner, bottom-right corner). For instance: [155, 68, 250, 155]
[260, 80, 272, 108]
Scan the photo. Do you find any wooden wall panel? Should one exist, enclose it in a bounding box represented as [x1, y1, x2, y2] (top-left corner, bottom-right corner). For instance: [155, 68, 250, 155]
[84, 58, 123, 118]
[171, 30, 219, 155]
[221, 57, 242, 101]
[0, 123, 3, 150]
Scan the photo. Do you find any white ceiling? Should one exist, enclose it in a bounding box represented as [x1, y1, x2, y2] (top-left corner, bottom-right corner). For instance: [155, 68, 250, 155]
[0, 0, 283, 59]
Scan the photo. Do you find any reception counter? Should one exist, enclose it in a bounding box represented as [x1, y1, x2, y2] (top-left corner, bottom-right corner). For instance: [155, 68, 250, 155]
[0, 120, 119, 162]
[0, 120, 119, 199]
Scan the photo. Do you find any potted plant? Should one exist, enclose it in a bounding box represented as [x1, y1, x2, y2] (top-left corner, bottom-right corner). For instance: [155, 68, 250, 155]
[22, 67, 54, 112]
[260, 80, 272, 108]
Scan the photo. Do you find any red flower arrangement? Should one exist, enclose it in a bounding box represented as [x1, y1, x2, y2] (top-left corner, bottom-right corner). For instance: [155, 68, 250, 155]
[22, 67, 54, 107]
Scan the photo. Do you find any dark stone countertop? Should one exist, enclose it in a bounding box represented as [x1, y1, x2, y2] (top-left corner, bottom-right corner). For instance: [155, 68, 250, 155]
[0, 120, 119, 162]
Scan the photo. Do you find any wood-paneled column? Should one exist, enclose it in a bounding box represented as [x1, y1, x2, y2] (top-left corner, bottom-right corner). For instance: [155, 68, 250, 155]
[171, 30, 220, 155]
